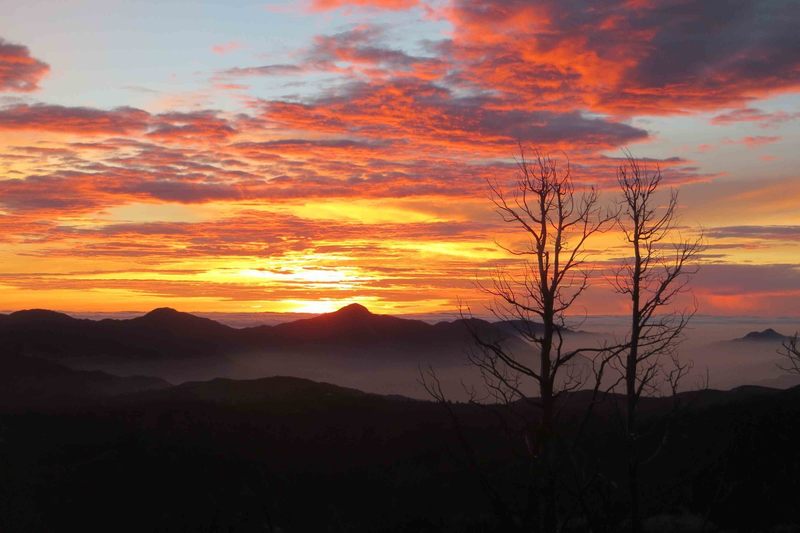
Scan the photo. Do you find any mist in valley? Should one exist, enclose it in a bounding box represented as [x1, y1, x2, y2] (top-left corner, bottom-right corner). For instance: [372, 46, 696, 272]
[60, 312, 800, 401]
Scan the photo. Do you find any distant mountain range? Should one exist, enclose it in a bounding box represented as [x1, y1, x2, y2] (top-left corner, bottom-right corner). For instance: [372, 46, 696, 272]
[0, 303, 559, 361]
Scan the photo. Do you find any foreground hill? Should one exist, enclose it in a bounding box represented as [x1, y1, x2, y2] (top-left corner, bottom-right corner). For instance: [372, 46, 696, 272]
[0, 353, 170, 407]
[0, 372, 797, 532]
[135, 375, 377, 410]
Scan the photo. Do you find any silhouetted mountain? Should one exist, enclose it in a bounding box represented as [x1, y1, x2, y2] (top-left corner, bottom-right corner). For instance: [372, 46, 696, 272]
[0, 307, 240, 359]
[6, 309, 75, 323]
[0, 304, 540, 362]
[132, 307, 234, 335]
[735, 328, 790, 342]
[263, 302, 442, 345]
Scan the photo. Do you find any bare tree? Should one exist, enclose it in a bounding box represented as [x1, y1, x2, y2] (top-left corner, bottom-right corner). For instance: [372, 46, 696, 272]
[612, 154, 703, 533]
[467, 148, 614, 532]
[778, 333, 800, 375]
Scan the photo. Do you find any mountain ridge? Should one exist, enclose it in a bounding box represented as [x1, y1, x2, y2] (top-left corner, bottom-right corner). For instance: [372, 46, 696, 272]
[0, 303, 549, 361]
[0, 353, 170, 408]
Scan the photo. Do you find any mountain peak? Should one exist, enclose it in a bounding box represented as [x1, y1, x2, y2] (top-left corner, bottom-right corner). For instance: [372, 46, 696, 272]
[331, 303, 371, 317]
[740, 328, 788, 342]
[8, 309, 74, 322]
[143, 307, 182, 318]
[135, 308, 231, 332]
[139, 307, 209, 324]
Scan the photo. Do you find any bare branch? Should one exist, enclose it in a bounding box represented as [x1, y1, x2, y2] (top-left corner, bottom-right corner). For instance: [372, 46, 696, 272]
[778, 333, 800, 375]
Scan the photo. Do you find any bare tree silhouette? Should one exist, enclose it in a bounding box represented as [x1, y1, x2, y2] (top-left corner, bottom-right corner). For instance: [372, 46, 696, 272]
[464, 148, 614, 532]
[611, 153, 703, 533]
[778, 333, 800, 375]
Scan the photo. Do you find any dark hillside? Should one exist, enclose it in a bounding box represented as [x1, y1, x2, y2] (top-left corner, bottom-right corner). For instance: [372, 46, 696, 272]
[0, 374, 798, 532]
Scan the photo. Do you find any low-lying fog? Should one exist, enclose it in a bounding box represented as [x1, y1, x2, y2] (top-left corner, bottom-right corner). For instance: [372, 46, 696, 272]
[67, 313, 800, 401]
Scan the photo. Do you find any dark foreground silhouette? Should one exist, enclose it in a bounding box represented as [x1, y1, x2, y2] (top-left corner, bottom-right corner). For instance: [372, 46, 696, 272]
[1, 306, 798, 531]
[0, 355, 799, 532]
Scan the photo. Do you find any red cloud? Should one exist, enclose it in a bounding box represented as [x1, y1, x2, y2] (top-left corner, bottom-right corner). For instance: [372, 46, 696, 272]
[741, 136, 781, 148]
[711, 107, 800, 127]
[261, 78, 647, 152]
[211, 41, 241, 55]
[446, 0, 800, 114]
[219, 64, 303, 77]
[0, 104, 149, 134]
[148, 111, 237, 142]
[255, 1, 800, 120]
[723, 136, 781, 148]
[218, 25, 444, 81]
[0, 38, 50, 92]
[706, 226, 800, 241]
[1, 5, 796, 315]
[305, 25, 446, 79]
[309, 0, 419, 11]
[0, 104, 236, 142]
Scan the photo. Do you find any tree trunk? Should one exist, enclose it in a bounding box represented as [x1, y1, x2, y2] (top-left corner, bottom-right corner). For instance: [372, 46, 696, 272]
[627, 238, 642, 533]
[538, 309, 558, 533]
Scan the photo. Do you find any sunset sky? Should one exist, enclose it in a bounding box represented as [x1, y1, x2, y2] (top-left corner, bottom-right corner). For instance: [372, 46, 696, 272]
[1, 0, 799, 316]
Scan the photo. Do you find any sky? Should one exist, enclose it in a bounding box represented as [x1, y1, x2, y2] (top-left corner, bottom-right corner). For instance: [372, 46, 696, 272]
[0, 0, 798, 316]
